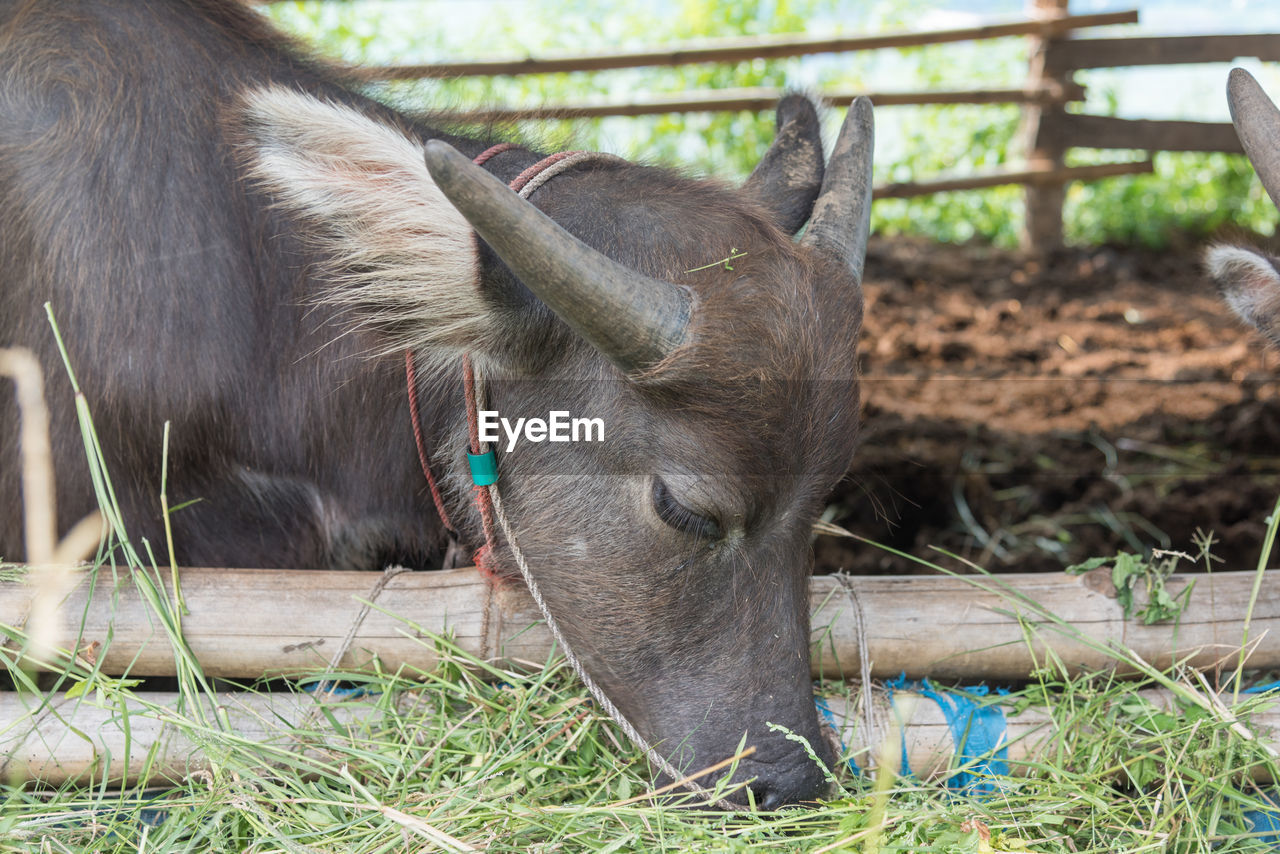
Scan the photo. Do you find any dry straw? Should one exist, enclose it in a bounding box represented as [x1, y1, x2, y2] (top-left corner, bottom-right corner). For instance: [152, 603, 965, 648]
[0, 347, 101, 670]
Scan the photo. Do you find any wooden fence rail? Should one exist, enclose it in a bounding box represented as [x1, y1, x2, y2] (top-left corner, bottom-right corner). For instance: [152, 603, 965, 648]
[873, 159, 1153, 201]
[1045, 32, 1280, 72]
[1052, 114, 1245, 155]
[337, 1, 1278, 251]
[431, 83, 1087, 123]
[1023, 4, 1278, 246]
[358, 11, 1140, 80]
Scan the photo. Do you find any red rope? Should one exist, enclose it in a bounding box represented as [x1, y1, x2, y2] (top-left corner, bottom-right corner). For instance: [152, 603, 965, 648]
[405, 351, 454, 537]
[405, 144, 579, 583]
[463, 353, 500, 578]
[472, 142, 517, 167]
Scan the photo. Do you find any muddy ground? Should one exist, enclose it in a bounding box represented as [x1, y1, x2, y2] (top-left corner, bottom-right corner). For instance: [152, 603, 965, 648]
[816, 235, 1280, 577]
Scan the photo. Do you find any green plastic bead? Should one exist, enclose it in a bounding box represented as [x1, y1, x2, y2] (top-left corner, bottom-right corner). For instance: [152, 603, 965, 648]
[468, 450, 498, 486]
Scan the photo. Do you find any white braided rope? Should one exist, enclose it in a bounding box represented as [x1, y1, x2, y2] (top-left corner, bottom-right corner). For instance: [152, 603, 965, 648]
[515, 151, 626, 199]
[471, 363, 745, 811]
[835, 573, 880, 757]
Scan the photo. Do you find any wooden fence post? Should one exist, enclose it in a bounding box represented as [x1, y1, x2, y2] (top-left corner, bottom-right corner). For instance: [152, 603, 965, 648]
[1020, 0, 1072, 251]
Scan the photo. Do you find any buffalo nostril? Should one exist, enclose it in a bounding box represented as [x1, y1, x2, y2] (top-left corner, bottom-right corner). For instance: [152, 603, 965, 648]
[757, 785, 791, 811]
[754, 781, 821, 811]
[750, 765, 831, 810]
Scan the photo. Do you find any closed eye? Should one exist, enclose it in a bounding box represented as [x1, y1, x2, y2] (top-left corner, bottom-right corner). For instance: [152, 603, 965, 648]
[652, 477, 721, 540]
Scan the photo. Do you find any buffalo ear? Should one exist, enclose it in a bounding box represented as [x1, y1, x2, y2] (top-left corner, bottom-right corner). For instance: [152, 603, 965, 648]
[742, 94, 825, 235]
[239, 86, 519, 367]
[1206, 244, 1280, 347]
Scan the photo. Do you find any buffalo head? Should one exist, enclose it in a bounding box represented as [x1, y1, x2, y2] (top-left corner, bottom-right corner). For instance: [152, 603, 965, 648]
[242, 89, 872, 808]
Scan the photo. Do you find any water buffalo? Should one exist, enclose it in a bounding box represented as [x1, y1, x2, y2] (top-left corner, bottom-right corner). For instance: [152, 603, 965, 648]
[1206, 68, 1280, 347]
[0, 0, 872, 806]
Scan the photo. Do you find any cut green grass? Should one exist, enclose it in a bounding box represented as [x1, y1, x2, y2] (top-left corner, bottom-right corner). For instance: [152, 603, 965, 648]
[5, 521, 1280, 850]
[5, 315, 1280, 851]
[5, 657, 1280, 853]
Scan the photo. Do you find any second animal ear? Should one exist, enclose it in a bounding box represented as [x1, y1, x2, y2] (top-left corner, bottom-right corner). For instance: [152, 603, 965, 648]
[743, 94, 826, 236]
[1206, 244, 1280, 348]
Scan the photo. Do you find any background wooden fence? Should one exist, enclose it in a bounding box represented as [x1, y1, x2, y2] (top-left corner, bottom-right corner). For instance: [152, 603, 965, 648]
[348, 0, 1278, 251]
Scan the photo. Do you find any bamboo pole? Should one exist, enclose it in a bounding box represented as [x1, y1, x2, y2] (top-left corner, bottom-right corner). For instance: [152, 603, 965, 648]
[357, 11, 1139, 80]
[2, 685, 1274, 786]
[0, 689, 379, 786]
[828, 685, 1280, 783]
[0, 566, 1275, 682]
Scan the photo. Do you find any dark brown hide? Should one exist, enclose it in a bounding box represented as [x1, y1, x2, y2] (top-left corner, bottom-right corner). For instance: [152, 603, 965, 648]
[0, 0, 867, 807]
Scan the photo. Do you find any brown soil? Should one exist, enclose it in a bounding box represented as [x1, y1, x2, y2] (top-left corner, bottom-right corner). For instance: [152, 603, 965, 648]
[817, 236, 1280, 577]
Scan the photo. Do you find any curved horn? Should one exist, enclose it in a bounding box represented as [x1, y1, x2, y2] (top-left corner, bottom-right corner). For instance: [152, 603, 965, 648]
[801, 96, 874, 284]
[1228, 68, 1280, 211]
[743, 94, 825, 235]
[423, 141, 692, 372]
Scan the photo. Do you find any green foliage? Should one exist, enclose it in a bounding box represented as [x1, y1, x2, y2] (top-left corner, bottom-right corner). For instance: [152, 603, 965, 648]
[615, 0, 819, 177]
[261, 0, 1280, 248]
[855, 30, 1029, 246]
[1065, 550, 1194, 625]
[873, 104, 1025, 245]
[1067, 150, 1277, 247]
